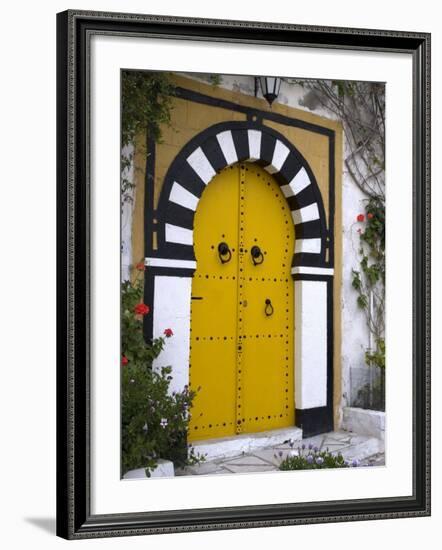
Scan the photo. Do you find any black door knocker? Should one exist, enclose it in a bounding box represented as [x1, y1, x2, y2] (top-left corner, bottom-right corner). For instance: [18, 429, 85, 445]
[218, 242, 232, 264]
[264, 298, 274, 317]
[250, 245, 264, 266]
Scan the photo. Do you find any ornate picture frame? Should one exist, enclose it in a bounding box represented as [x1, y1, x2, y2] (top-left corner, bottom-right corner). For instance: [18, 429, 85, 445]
[56, 10, 430, 539]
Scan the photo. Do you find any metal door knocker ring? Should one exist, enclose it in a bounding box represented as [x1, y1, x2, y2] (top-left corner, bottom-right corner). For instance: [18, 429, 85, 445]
[265, 298, 274, 317]
[218, 242, 232, 264]
[251, 245, 264, 266]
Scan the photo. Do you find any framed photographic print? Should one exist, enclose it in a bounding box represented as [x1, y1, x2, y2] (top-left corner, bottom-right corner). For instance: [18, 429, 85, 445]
[56, 10, 431, 539]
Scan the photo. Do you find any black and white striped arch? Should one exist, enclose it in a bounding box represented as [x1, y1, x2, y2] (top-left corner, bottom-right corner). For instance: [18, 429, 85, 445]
[146, 121, 335, 437]
[155, 122, 329, 271]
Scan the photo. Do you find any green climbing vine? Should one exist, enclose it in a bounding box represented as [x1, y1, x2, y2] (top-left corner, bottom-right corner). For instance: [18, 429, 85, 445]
[121, 70, 176, 203]
[351, 199, 385, 369]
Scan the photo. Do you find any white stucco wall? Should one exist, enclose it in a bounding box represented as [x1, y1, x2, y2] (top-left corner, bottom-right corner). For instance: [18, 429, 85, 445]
[294, 280, 328, 409]
[121, 143, 134, 282]
[152, 276, 192, 394]
[341, 172, 372, 409]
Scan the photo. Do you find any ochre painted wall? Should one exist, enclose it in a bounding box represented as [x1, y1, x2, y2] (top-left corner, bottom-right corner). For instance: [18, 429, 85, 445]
[131, 74, 343, 428]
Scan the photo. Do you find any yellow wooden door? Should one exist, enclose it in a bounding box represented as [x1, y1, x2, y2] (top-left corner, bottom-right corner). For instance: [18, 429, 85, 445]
[189, 163, 294, 442]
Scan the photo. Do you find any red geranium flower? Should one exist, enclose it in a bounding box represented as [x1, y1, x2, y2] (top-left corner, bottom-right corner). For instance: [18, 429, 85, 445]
[367, 212, 374, 220]
[135, 262, 145, 271]
[164, 328, 173, 338]
[134, 303, 150, 315]
[356, 214, 365, 222]
[122, 355, 128, 365]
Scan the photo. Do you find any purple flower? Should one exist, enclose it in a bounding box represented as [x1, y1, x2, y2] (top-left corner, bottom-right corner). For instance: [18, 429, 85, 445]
[301, 444, 306, 450]
[344, 460, 350, 467]
[316, 456, 324, 466]
[313, 446, 319, 453]
[278, 450, 283, 458]
[308, 443, 313, 450]
[352, 459, 359, 467]
[306, 455, 314, 464]
[160, 418, 168, 428]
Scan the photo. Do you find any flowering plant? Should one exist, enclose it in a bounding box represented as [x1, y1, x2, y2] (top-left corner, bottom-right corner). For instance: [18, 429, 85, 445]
[277, 441, 357, 471]
[121, 264, 204, 476]
[351, 199, 385, 373]
[134, 303, 150, 316]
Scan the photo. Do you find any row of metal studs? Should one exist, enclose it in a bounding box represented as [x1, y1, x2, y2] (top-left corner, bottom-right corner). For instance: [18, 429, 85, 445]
[236, 164, 246, 434]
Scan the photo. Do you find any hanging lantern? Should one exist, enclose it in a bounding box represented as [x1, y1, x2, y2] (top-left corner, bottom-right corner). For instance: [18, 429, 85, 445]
[258, 76, 282, 106]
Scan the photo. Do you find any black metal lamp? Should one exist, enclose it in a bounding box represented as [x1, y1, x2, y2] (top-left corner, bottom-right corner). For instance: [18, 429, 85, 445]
[257, 76, 282, 106]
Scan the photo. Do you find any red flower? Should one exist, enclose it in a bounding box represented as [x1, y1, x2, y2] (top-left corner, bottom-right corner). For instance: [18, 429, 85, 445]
[356, 214, 365, 222]
[122, 355, 128, 365]
[164, 328, 173, 338]
[134, 303, 150, 315]
[135, 262, 145, 271]
[367, 212, 374, 220]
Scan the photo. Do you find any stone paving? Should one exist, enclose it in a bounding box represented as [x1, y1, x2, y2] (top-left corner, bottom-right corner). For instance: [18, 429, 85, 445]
[176, 431, 385, 476]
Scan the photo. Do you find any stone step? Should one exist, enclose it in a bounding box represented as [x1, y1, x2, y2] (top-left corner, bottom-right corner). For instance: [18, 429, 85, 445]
[339, 436, 384, 464]
[342, 407, 385, 441]
[191, 426, 303, 461]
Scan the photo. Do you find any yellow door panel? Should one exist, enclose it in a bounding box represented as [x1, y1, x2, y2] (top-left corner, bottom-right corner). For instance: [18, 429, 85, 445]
[189, 162, 295, 442]
[240, 336, 294, 434]
[191, 277, 237, 339]
[189, 166, 240, 441]
[237, 163, 294, 435]
[189, 339, 237, 440]
[241, 163, 293, 278]
[193, 164, 239, 280]
[241, 279, 292, 337]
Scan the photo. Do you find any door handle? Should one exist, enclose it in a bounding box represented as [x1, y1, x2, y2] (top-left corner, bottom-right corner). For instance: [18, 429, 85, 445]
[218, 241, 232, 264]
[251, 245, 264, 266]
[264, 298, 274, 317]
[191, 296, 204, 300]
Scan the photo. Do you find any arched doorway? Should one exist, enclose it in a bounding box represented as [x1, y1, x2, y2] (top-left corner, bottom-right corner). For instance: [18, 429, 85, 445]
[146, 121, 334, 439]
[188, 163, 295, 442]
